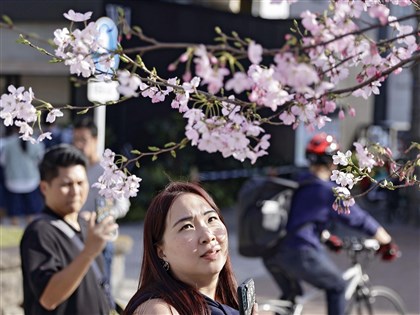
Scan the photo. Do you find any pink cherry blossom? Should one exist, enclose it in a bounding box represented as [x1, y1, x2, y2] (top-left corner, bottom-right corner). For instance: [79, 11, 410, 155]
[46, 109, 64, 123]
[368, 5, 390, 25]
[353, 142, 376, 172]
[2, 1, 419, 200]
[37, 132, 52, 142]
[93, 149, 142, 199]
[63, 10, 92, 22]
[301, 10, 321, 35]
[117, 70, 142, 97]
[225, 72, 253, 94]
[279, 111, 296, 125]
[333, 150, 352, 166]
[248, 41, 263, 65]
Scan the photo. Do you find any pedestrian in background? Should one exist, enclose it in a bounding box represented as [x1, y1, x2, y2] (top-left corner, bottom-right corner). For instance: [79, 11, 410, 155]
[0, 126, 44, 226]
[72, 116, 130, 284]
[0, 125, 13, 223]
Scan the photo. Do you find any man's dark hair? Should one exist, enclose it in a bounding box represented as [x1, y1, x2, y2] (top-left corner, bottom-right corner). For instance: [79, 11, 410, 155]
[39, 144, 88, 182]
[73, 116, 98, 137]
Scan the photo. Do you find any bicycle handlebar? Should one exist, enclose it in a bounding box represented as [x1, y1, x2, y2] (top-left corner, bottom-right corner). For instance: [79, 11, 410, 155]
[342, 237, 380, 253]
[321, 230, 401, 262]
[341, 237, 401, 263]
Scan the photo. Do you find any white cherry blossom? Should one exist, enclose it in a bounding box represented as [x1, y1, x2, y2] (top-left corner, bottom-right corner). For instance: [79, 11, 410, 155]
[331, 170, 356, 189]
[63, 10, 93, 22]
[46, 109, 64, 123]
[248, 41, 263, 65]
[353, 142, 377, 171]
[332, 150, 352, 166]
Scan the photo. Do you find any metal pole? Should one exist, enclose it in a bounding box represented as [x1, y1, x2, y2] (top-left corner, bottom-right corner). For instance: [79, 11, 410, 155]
[94, 105, 106, 156]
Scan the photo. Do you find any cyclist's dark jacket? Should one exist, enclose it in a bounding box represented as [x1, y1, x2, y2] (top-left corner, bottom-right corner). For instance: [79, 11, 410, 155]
[282, 171, 380, 250]
[20, 207, 110, 315]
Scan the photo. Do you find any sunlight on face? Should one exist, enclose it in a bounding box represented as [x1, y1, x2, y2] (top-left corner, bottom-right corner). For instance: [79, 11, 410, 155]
[41, 165, 89, 217]
[158, 193, 228, 288]
[73, 127, 97, 162]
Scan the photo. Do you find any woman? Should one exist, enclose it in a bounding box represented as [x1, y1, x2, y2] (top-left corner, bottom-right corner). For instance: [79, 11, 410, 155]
[0, 126, 44, 225]
[124, 181, 257, 315]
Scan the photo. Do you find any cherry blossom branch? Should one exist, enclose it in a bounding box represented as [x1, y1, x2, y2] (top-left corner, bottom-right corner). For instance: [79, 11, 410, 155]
[122, 137, 190, 168]
[295, 12, 420, 53]
[2, 3, 419, 201]
[122, 12, 419, 59]
[0, 20, 53, 46]
[123, 27, 245, 57]
[332, 53, 420, 95]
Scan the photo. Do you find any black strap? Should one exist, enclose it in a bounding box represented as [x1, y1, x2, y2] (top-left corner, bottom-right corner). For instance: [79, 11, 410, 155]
[38, 214, 116, 309]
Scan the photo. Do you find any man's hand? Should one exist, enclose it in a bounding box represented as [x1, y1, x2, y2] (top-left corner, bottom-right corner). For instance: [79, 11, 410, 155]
[83, 213, 119, 258]
[325, 234, 343, 252]
[321, 230, 343, 252]
[378, 242, 400, 261]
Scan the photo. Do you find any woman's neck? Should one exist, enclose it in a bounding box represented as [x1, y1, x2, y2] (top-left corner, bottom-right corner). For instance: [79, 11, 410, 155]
[195, 278, 219, 300]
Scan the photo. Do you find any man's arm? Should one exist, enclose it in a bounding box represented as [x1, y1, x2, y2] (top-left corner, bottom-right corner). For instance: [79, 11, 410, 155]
[39, 215, 117, 310]
[373, 226, 392, 245]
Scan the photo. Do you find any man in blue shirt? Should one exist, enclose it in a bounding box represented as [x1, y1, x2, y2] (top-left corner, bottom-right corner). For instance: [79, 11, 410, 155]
[263, 133, 397, 315]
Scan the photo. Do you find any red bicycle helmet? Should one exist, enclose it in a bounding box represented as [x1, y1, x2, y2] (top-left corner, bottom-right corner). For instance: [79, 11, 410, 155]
[306, 133, 339, 165]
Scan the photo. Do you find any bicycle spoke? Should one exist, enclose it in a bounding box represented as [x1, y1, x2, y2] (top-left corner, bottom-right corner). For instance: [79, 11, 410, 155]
[368, 286, 406, 315]
[346, 286, 406, 315]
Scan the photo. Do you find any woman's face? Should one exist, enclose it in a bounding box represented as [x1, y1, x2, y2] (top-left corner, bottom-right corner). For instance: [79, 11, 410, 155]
[157, 193, 228, 288]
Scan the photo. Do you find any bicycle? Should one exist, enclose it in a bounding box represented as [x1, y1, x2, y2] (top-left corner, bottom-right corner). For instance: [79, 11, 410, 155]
[258, 237, 406, 315]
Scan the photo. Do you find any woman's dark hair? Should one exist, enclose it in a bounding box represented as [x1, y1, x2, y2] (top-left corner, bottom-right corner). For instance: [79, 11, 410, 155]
[123, 181, 239, 315]
[39, 144, 88, 182]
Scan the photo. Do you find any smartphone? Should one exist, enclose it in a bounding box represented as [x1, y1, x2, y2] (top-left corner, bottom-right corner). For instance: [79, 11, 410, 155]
[95, 197, 118, 241]
[238, 278, 256, 315]
[95, 197, 112, 222]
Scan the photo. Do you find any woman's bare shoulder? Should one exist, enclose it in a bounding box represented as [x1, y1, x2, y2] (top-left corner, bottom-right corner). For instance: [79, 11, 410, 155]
[132, 298, 180, 315]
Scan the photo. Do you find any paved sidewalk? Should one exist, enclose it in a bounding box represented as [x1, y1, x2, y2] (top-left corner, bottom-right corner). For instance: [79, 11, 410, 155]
[116, 208, 420, 314]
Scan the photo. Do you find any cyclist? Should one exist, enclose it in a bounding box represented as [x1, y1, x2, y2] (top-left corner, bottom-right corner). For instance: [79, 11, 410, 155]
[262, 133, 399, 315]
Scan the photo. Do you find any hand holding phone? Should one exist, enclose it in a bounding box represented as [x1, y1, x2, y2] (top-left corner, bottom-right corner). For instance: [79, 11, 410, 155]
[95, 196, 119, 242]
[238, 278, 256, 315]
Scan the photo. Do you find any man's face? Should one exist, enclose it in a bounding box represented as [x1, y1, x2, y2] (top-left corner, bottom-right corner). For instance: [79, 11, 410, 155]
[73, 127, 97, 162]
[40, 165, 89, 217]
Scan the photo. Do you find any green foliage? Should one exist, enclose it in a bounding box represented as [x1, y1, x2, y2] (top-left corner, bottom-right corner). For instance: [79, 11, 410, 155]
[0, 226, 24, 248]
[2, 15, 13, 26]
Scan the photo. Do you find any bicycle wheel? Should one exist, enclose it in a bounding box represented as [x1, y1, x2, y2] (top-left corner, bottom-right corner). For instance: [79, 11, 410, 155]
[346, 285, 406, 315]
[258, 299, 296, 315]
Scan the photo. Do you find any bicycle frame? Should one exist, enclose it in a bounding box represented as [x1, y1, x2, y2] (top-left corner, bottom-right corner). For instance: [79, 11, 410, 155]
[342, 262, 366, 301]
[260, 262, 369, 314]
[259, 239, 389, 315]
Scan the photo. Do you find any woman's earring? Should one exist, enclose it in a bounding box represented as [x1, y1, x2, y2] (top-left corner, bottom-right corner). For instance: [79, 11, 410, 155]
[162, 260, 170, 271]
